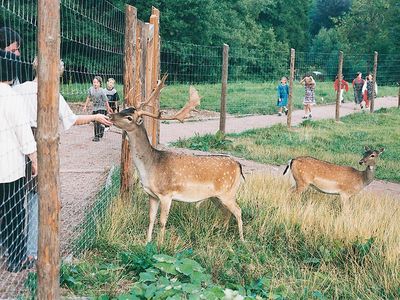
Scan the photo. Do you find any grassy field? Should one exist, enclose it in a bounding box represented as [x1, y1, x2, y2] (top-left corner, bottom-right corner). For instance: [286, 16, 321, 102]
[31, 174, 400, 299]
[62, 81, 398, 116]
[174, 108, 400, 182]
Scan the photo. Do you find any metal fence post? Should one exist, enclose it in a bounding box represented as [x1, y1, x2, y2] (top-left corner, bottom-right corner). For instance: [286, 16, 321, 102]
[370, 51, 378, 113]
[335, 51, 343, 122]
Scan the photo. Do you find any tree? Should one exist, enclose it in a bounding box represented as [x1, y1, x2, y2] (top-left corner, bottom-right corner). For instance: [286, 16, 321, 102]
[311, 0, 351, 35]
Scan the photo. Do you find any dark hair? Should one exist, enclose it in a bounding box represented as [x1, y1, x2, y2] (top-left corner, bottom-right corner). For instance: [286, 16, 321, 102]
[0, 27, 22, 50]
[0, 49, 21, 82]
[93, 75, 103, 86]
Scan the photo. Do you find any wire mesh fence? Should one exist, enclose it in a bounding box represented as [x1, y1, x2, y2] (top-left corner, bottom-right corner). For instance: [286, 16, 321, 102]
[1, 0, 125, 297]
[1, 0, 400, 297]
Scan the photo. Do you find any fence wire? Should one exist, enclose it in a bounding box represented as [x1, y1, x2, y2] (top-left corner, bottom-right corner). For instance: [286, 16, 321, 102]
[1, 0, 400, 298]
[1, 0, 124, 297]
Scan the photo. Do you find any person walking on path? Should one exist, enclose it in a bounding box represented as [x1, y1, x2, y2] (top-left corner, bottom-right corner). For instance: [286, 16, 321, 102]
[334, 75, 349, 104]
[362, 73, 378, 109]
[352, 72, 365, 109]
[83, 76, 113, 142]
[276, 76, 289, 116]
[300, 75, 316, 119]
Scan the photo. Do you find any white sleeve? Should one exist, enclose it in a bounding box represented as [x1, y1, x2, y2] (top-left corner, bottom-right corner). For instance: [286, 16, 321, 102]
[59, 94, 78, 131]
[362, 81, 367, 93]
[7, 94, 36, 155]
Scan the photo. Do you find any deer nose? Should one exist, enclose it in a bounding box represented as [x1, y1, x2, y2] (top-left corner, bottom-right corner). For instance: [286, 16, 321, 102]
[359, 159, 364, 165]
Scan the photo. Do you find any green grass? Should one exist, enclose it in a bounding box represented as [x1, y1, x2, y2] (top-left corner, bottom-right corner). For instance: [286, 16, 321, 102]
[36, 173, 400, 299]
[62, 81, 398, 115]
[173, 107, 400, 182]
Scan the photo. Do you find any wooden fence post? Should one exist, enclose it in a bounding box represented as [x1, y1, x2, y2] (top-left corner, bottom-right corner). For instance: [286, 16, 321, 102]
[37, 0, 61, 298]
[335, 51, 343, 122]
[120, 5, 137, 198]
[150, 7, 160, 146]
[398, 83, 400, 108]
[287, 48, 295, 128]
[219, 43, 229, 134]
[370, 51, 378, 113]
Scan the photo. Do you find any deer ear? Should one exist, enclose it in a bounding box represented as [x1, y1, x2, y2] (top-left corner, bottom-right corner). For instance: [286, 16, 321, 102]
[364, 145, 371, 151]
[136, 116, 143, 126]
[379, 147, 385, 154]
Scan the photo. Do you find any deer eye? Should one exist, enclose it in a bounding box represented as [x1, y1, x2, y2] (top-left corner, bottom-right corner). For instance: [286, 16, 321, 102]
[127, 116, 133, 121]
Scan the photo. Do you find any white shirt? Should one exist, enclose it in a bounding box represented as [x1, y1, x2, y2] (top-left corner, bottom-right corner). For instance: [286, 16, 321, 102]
[13, 80, 77, 131]
[0, 83, 37, 183]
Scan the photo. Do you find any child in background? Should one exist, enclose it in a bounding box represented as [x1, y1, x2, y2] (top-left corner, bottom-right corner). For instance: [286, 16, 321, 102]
[300, 75, 316, 119]
[83, 76, 113, 142]
[352, 72, 365, 109]
[362, 73, 378, 109]
[276, 76, 289, 116]
[104, 78, 120, 113]
[333, 75, 349, 104]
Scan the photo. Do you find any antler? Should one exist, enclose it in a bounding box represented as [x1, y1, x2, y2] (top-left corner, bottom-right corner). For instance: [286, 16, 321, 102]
[138, 73, 168, 109]
[137, 85, 201, 123]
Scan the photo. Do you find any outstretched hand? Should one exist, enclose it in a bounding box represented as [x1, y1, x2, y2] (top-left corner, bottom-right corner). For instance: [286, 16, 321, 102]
[95, 114, 113, 126]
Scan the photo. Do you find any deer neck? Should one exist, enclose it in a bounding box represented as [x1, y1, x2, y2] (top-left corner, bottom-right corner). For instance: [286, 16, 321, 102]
[362, 165, 375, 186]
[126, 124, 158, 184]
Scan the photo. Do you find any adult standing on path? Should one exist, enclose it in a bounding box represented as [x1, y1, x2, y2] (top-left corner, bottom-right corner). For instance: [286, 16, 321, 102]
[352, 72, 365, 109]
[13, 57, 112, 266]
[0, 50, 37, 272]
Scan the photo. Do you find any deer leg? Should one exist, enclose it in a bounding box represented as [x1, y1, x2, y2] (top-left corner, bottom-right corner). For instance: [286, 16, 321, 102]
[219, 197, 244, 242]
[146, 197, 159, 243]
[158, 197, 173, 244]
[211, 198, 231, 229]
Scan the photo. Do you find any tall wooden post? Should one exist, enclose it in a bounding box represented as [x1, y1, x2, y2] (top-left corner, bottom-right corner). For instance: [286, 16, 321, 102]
[287, 48, 295, 128]
[219, 43, 229, 134]
[335, 51, 343, 122]
[398, 83, 400, 108]
[120, 5, 137, 198]
[150, 7, 160, 146]
[37, 0, 61, 298]
[370, 51, 378, 113]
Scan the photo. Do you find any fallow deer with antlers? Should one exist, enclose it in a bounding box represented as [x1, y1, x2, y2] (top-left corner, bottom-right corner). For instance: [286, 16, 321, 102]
[283, 146, 385, 203]
[111, 75, 244, 243]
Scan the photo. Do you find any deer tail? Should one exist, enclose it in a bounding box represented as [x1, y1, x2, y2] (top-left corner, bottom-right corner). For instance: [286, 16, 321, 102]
[283, 159, 293, 175]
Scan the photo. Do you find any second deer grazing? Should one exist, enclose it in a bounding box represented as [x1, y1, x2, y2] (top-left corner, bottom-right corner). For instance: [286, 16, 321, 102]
[111, 76, 244, 243]
[283, 146, 384, 203]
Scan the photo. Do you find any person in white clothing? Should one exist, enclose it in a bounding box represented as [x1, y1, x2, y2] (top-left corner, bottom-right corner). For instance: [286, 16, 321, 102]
[0, 50, 37, 272]
[12, 57, 112, 264]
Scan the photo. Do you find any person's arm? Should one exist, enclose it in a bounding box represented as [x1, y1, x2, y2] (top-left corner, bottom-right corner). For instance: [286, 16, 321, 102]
[106, 100, 113, 114]
[27, 152, 37, 176]
[344, 80, 349, 92]
[299, 77, 305, 85]
[74, 114, 112, 126]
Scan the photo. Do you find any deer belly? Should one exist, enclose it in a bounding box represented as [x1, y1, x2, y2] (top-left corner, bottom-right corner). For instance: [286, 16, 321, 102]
[312, 177, 340, 194]
[172, 183, 217, 203]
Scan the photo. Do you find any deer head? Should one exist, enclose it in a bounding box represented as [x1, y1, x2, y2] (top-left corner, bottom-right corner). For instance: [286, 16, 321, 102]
[359, 146, 385, 166]
[111, 75, 201, 131]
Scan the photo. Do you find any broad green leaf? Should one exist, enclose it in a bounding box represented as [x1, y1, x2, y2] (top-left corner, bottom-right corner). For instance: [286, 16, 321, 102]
[154, 262, 178, 275]
[139, 271, 157, 283]
[154, 254, 177, 264]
